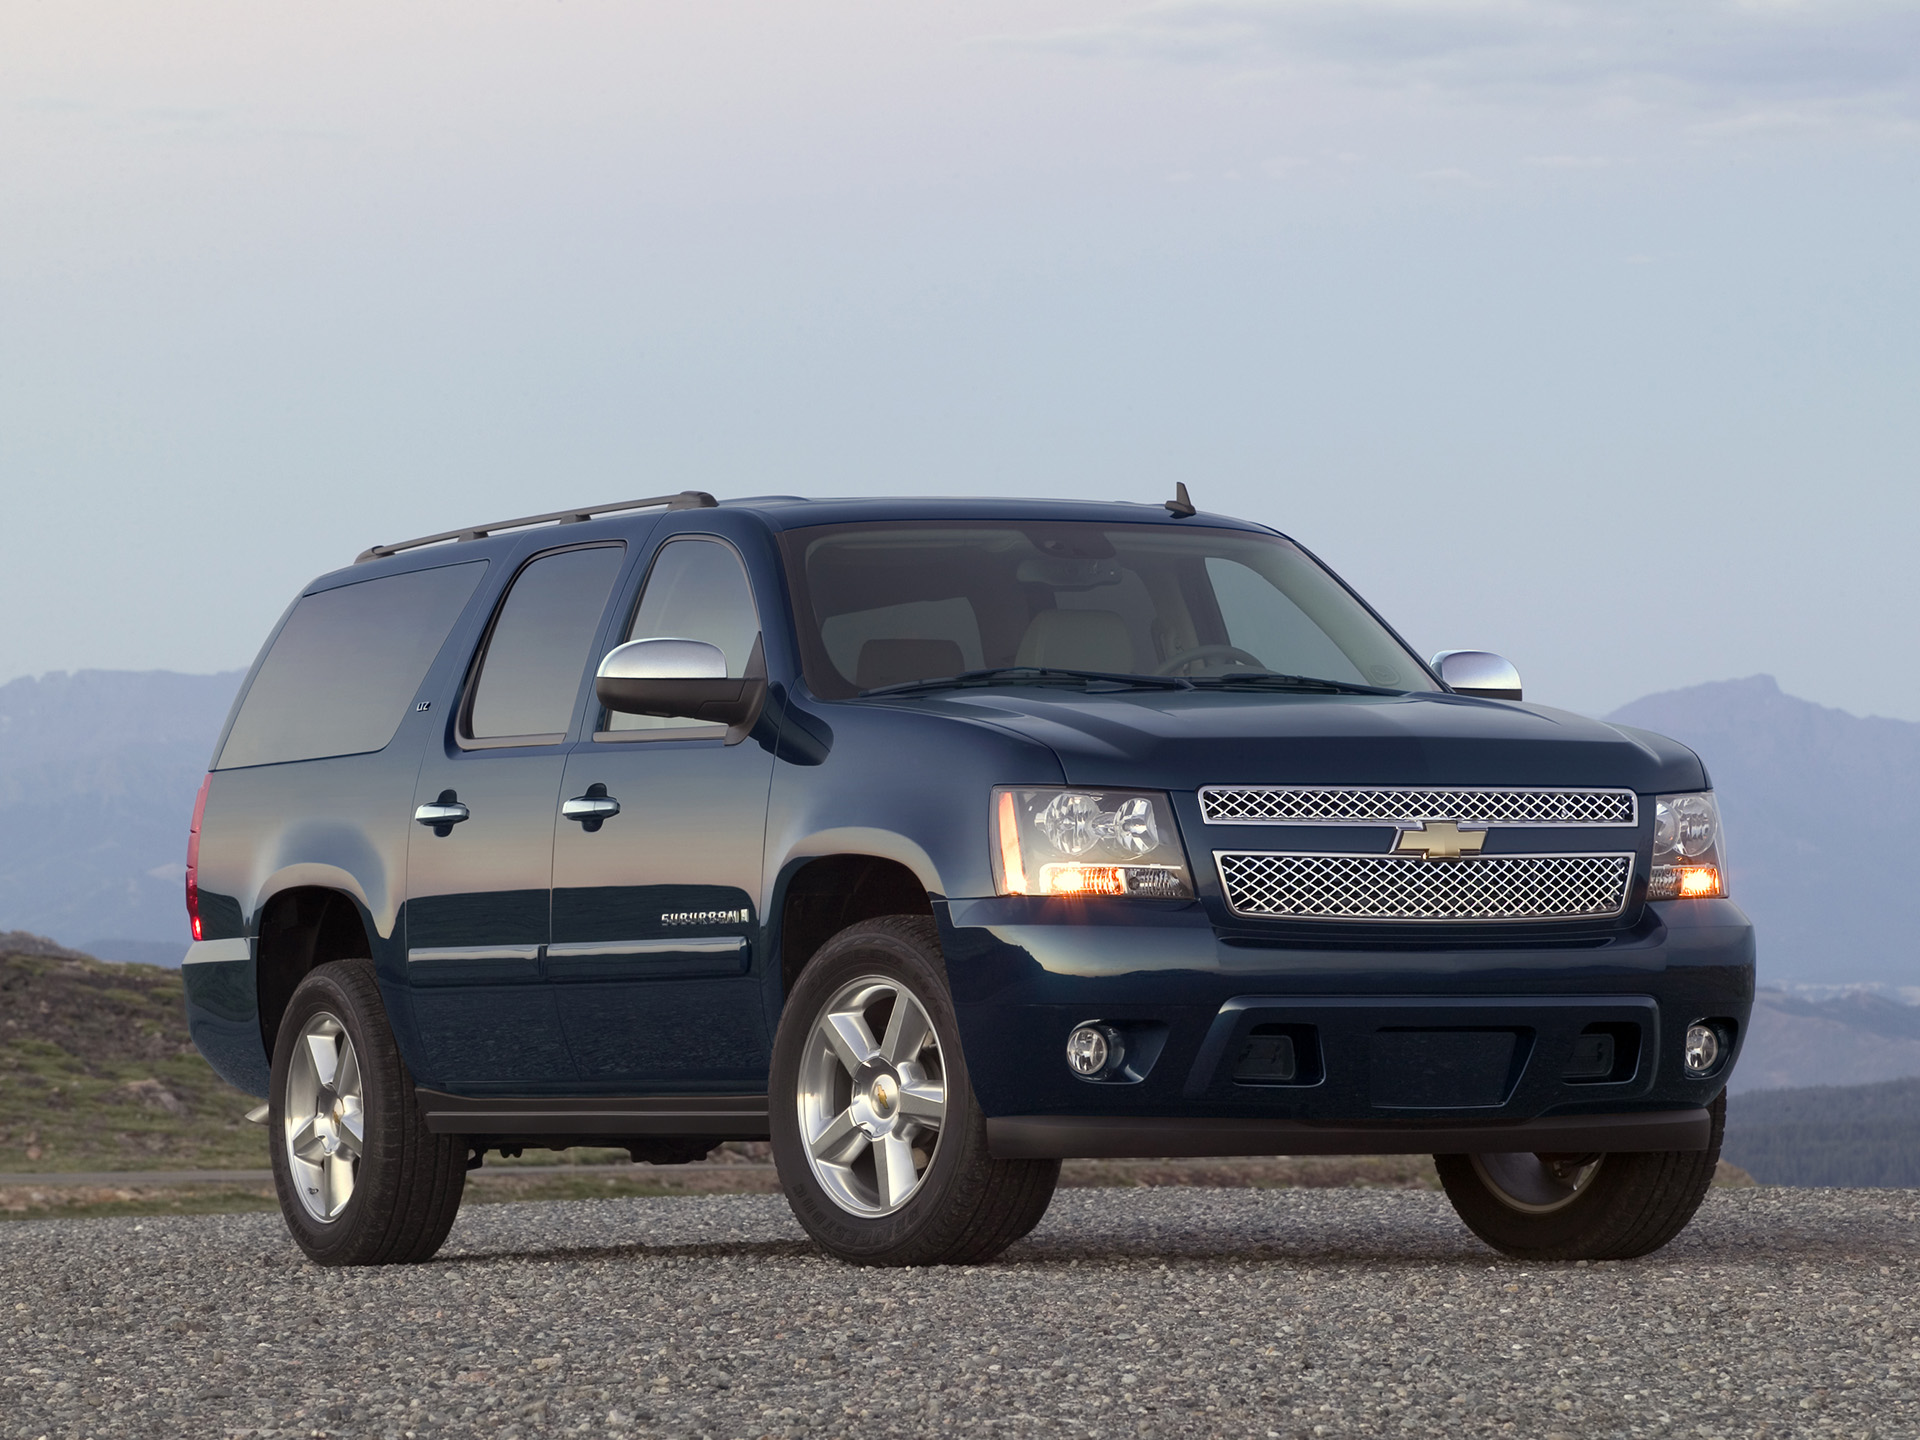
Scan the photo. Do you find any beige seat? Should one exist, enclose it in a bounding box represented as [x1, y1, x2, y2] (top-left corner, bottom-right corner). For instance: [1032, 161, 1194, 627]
[1014, 610, 1134, 674]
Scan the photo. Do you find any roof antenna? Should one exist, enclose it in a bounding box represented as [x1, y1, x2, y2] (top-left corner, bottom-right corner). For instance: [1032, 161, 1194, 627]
[1164, 482, 1196, 518]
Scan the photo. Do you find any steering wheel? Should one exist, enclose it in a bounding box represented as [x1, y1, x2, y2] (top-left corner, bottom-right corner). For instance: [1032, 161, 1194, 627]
[1154, 644, 1267, 676]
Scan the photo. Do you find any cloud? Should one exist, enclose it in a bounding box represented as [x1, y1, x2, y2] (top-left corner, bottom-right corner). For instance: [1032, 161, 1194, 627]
[1018, 0, 1920, 119]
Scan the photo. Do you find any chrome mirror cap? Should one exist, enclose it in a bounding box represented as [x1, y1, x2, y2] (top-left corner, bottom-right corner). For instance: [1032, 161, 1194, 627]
[1433, 650, 1523, 701]
[596, 637, 727, 682]
[594, 635, 765, 734]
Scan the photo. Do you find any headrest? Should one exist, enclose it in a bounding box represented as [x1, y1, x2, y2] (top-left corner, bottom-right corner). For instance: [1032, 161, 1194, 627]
[855, 638, 965, 690]
[1014, 609, 1134, 674]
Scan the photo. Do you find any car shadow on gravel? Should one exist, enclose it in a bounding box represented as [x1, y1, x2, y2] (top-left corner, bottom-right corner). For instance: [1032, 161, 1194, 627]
[437, 1236, 820, 1265]
[399, 1187, 1919, 1271]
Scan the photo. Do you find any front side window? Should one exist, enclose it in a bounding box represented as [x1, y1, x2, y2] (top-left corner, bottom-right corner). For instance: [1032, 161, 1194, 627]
[603, 537, 761, 732]
[217, 561, 487, 769]
[465, 545, 626, 742]
[780, 522, 1436, 700]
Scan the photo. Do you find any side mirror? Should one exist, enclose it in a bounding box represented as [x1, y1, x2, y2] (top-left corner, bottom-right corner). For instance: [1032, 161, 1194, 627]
[1432, 650, 1523, 701]
[595, 637, 767, 727]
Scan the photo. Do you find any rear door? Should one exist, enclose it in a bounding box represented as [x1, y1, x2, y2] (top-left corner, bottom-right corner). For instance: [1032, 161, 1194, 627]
[548, 534, 776, 1089]
[405, 542, 628, 1088]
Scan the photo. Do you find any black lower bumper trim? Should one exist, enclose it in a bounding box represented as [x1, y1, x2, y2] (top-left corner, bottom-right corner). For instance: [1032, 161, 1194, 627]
[417, 1088, 770, 1140]
[986, 1108, 1712, 1160]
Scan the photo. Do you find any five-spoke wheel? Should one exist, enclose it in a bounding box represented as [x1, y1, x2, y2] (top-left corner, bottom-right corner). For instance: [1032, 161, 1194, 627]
[282, 1012, 366, 1222]
[770, 916, 1060, 1266]
[797, 976, 948, 1216]
[267, 959, 468, 1265]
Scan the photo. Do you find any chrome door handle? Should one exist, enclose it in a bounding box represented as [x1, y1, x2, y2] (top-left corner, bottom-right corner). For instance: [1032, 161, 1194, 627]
[413, 800, 470, 835]
[562, 786, 619, 833]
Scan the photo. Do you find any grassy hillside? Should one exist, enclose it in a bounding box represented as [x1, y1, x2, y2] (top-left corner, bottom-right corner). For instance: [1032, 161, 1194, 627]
[1724, 1078, 1920, 1187]
[0, 938, 265, 1172]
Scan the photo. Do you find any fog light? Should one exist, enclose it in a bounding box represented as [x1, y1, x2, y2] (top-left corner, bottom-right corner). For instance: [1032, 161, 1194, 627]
[1067, 1024, 1122, 1077]
[1683, 1023, 1722, 1075]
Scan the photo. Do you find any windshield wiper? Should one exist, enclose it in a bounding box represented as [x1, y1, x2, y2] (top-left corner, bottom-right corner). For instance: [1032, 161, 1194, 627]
[859, 666, 1193, 698]
[1185, 672, 1398, 696]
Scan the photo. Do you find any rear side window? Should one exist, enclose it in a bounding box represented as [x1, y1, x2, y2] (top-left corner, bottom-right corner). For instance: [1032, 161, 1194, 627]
[217, 562, 487, 769]
[465, 545, 626, 742]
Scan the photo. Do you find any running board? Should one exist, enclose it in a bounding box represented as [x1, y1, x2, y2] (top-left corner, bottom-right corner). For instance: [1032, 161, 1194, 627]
[416, 1089, 770, 1141]
[985, 1108, 1712, 1160]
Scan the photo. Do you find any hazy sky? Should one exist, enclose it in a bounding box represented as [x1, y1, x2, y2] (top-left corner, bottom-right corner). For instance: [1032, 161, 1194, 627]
[4, 1, 1917, 720]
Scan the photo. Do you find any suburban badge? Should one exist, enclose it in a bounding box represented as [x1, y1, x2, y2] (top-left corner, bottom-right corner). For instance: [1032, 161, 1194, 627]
[661, 908, 751, 926]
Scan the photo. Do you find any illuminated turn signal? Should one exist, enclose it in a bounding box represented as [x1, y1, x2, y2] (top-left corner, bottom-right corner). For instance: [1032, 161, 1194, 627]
[1677, 865, 1722, 898]
[1649, 863, 1723, 900]
[1038, 864, 1128, 897]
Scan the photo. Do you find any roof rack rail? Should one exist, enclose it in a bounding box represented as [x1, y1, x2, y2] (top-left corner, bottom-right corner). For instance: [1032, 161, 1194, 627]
[355, 491, 719, 564]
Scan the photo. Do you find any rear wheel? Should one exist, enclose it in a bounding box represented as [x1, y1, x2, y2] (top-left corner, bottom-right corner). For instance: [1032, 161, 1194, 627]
[268, 959, 467, 1265]
[770, 916, 1059, 1265]
[1435, 1093, 1725, 1261]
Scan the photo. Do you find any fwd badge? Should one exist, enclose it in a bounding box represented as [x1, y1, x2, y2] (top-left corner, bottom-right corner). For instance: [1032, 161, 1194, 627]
[1394, 820, 1488, 860]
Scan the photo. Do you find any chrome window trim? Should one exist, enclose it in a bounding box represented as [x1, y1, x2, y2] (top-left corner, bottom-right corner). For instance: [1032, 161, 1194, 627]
[456, 731, 567, 750]
[590, 723, 728, 745]
[1212, 849, 1637, 922]
[1198, 784, 1638, 827]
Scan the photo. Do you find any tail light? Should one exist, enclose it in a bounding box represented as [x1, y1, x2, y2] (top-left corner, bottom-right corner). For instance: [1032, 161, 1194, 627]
[186, 774, 210, 942]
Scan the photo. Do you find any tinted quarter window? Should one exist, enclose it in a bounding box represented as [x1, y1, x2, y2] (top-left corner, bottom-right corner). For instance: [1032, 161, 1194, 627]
[605, 538, 760, 732]
[467, 545, 626, 741]
[217, 561, 487, 769]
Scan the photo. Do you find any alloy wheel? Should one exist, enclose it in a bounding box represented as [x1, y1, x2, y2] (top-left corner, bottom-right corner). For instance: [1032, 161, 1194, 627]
[796, 975, 947, 1216]
[282, 1011, 365, 1223]
[1471, 1151, 1605, 1214]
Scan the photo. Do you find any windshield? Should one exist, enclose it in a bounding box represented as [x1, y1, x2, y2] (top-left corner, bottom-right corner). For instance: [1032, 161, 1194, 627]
[779, 521, 1437, 700]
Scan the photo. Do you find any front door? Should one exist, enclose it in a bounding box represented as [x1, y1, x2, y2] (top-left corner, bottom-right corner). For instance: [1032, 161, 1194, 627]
[405, 542, 628, 1088]
[549, 535, 776, 1089]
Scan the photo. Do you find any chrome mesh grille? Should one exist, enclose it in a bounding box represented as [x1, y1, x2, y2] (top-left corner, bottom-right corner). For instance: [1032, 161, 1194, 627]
[1199, 786, 1636, 826]
[1216, 852, 1634, 921]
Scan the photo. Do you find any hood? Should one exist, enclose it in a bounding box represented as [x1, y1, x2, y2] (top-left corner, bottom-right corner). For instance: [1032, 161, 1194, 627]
[875, 688, 1707, 793]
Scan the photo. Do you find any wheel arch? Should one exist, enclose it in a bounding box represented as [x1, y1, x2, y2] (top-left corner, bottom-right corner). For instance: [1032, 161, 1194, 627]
[254, 881, 377, 1056]
[772, 848, 937, 997]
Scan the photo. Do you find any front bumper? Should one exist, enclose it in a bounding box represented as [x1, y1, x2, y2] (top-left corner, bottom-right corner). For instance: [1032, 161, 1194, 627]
[936, 896, 1753, 1159]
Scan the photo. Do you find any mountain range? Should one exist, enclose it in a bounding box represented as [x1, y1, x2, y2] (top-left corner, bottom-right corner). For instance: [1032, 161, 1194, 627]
[1608, 674, 1918, 989]
[0, 669, 242, 954]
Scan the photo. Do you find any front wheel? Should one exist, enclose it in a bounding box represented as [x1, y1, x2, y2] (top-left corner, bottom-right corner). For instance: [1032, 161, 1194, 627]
[268, 959, 468, 1265]
[770, 916, 1059, 1265]
[1435, 1093, 1725, 1261]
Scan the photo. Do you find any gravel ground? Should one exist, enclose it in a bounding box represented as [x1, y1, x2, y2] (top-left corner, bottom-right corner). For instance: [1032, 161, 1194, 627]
[3, 1186, 1916, 1440]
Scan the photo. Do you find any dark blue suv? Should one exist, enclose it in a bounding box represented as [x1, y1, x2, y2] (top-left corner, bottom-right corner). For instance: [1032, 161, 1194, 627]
[182, 491, 1752, 1267]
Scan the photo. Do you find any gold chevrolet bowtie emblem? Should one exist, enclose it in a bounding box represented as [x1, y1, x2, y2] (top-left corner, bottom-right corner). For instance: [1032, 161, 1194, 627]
[1395, 820, 1488, 860]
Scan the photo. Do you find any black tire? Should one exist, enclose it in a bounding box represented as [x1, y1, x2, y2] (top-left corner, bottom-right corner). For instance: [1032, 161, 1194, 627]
[770, 916, 1060, 1266]
[1435, 1093, 1726, 1262]
[267, 959, 468, 1266]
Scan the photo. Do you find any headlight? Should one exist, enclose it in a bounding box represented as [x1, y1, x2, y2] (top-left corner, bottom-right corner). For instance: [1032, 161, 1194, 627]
[1648, 791, 1727, 900]
[992, 787, 1194, 899]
